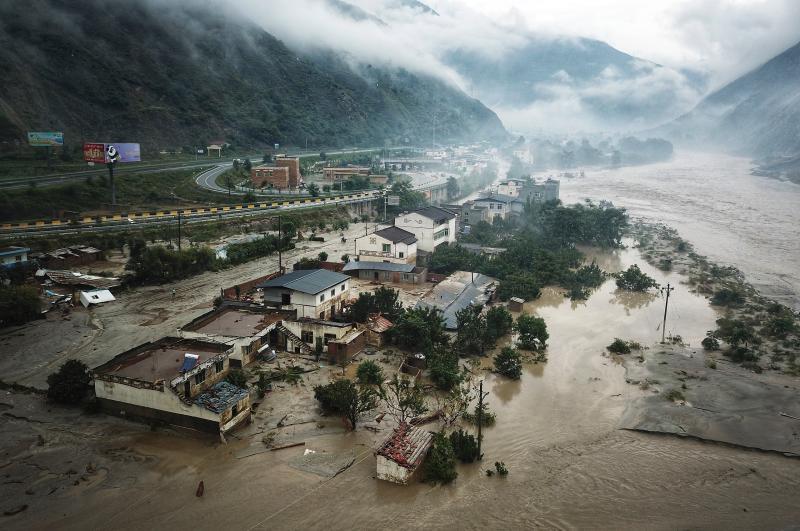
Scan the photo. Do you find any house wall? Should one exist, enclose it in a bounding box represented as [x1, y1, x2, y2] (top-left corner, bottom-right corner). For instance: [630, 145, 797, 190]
[394, 213, 456, 252]
[376, 455, 413, 484]
[275, 157, 300, 188]
[282, 320, 354, 352]
[327, 331, 366, 365]
[179, 330, 271, 367]
[0, 251, 28, 266]
[355, 269, 424, 284]
[251, 166, 290, 189]
[355, 234, 417, 264]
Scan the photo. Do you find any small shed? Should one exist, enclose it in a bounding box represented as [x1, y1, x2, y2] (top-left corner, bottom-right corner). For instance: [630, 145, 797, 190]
[365, 314, 393, 347]
[375, 423, 433, 485]
[79, 289, 116, 307]
[508, 297, 525, 312]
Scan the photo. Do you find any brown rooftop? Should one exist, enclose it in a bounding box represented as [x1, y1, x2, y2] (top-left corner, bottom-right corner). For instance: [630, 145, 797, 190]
[93, 337, 231, 384]
[183, 307, 284, 337]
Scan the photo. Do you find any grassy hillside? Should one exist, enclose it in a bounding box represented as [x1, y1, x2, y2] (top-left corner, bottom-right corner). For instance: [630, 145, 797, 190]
[0, 0, 505, 151]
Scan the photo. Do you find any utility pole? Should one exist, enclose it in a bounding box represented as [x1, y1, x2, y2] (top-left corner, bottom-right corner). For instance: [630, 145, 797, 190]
[278, 215, 282, 273]
[660, 283, 674, 343]
[107, 160, 117, 206]
[177, 211, 182, 252]
[476, 379, 488, 460]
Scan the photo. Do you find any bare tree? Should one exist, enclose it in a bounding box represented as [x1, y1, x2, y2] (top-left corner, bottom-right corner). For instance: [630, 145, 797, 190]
[381, 374, 427, 424]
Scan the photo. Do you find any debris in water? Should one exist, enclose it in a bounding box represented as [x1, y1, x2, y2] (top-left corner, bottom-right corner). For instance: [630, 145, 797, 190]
[196, 481, 204, 497]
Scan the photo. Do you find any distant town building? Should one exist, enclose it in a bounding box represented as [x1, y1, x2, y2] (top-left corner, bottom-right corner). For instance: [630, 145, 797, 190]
[323, 167, 370, 182]
[0, 246, 29, 268]
[496, 179, 527, 197]
[461, 195, 519, 224]
[369, 174, 389, 186]
[394, 206, 457, 253]
[275, 156, 300, 188]
[207, 140, 227, 158]
[355, 226, 417, 264]
[251, 165, 291, 190]
[92, 337, 251, 435]
[257, 269, 350, 320]
[519, 178, 560, 203]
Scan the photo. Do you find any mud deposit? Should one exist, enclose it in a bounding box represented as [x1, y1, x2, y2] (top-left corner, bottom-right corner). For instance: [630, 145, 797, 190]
[3, 242, 799, 530]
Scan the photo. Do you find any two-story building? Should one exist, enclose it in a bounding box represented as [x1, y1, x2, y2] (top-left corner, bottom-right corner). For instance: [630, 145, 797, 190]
[496, 179, 527, 197]
[393, 206, 457, 253]
[92, 337, 251, 436]
[355, 226, 417, 264]
[519, 178, 560, 203]
[258, 269, 350, 320]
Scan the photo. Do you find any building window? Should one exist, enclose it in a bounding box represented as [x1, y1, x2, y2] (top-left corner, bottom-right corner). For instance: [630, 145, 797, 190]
[319, 294, 325, 302]
[330, 289, 335, 297]
[340, 285, 345, 292]
[323, 333, 336, 344]
[301, 331, 314, 343]
[194, 369, 206, 385]
[215, 360, 224, 373]
[15, 255, 22, 262]
[281, 293, 291, 305]
[382, 243, 391, 252]
[398, 251, 404, 258]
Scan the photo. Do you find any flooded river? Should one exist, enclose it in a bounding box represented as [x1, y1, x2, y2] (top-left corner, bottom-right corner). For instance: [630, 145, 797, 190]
[558, 151, 800, 310]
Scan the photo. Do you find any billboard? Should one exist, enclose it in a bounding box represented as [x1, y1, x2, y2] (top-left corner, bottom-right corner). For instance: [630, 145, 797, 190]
[387, 195, 400, 206]
[27, 132, 64, 147]
[83, 142, 141, 163]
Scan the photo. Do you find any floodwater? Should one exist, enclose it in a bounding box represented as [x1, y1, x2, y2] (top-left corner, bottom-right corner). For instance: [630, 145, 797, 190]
[33, 245, 800, 530]
[556, 151, 800, 310]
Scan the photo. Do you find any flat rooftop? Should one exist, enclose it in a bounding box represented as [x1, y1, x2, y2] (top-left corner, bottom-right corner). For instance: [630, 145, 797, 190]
[94, 338, 229, 383]
[185, 307, 278, 337]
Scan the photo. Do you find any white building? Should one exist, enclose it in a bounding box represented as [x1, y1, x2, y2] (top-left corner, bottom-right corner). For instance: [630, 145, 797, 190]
[513, 148, 534, 165]
[258, 269, 350, 320]
[0, 246, 29, 268]
[375, 423, 433, 484]
[394, 206, 457, 253]
[496, 179, 527, 198]
[355, 226, 417, 264]
[92, 337, 251, 435]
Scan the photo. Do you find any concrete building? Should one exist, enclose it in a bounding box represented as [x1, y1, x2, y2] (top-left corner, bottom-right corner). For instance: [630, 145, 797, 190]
[520, 178, 560, 203]
[280, 318, 365, 364]
[251, 165, 291, 190]
[355, 226, 417, 264]
[461, 195, 518, 224]
[275, 156, 301, 188]
[258, 269, 350, 320]
[375, 423, 433, 484]
[496, 179, 527, 198]
[394, 206, 457, 253]
[342, 261, 427, 284]
[0, 246, 29, 268]
[92, 337, 251, 435]
[180, 304, 293, 367]
[323, 167, 370, 182]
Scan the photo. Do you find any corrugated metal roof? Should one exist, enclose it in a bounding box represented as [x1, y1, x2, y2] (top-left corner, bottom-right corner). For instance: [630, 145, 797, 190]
[410, 206, 457, 223]
[0, 246, 30, 256]
[343, 261, 415, 273]
[257, 269, 349, 295]
[194, 381, 249, 414]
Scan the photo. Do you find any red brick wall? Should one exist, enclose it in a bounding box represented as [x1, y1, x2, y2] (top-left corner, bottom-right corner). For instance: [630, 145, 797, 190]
[251, 166, 290, 189]
[222, 271, 282, 300]
[275, 158, 300, 188]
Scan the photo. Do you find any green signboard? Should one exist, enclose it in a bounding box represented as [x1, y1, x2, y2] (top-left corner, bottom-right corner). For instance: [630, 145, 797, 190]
[27, 132, 64, 147]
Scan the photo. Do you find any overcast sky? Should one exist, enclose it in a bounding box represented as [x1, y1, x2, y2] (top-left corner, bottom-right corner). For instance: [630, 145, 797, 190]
[447, 0, 800, 87]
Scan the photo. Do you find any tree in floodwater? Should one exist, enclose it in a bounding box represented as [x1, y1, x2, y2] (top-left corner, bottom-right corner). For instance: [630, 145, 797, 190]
[614, 264, 658, 291]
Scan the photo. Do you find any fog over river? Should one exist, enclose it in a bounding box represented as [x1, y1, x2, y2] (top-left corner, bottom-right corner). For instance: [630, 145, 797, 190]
[557, 151, 800, 310]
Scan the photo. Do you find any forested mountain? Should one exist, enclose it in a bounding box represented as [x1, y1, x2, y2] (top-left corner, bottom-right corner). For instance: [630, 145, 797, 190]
[0, 0, 505, 151]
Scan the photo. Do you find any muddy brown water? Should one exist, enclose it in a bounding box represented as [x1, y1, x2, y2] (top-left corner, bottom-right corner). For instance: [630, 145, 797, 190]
[20, 244, 800, 530]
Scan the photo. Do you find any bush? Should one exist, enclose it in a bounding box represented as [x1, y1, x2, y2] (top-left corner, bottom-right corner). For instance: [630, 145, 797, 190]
[355, 360, 384, 386]
[462, 402, 496, 427]
[423, 432, 458, 484]
[428, 347, 462, 391]
[485, 306, 513, 346]
[47, 360, 90, 404]
[701, 336, 720, 351]
[710, 288, 745, 307]
[494, 461, 509, 476]
[225, 369, 248, 388]
[313, 379, 377, 430]
[0, 285, 42, 327]
[494, 347, 522, 379]
[615, 264, 658, 291]
[606, 338, 632, 354]
[318, 251, 328, 262]
[514, 314, 548, 351]
[664, 388, 685, 402]
[449, 429, 480, 463]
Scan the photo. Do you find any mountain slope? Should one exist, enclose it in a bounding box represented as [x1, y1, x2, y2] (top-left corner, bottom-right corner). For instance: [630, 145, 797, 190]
[0, 0, 505, 150]
[665, 40, 800, 158]
[446, 36, 705, 132]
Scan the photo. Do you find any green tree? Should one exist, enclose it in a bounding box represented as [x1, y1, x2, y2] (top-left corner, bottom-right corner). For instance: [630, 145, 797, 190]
[427, 346, 462, 391]
[243, 158, 252, 172]
[606, 338, 632, 354]
[0, 285, 42, 327]
[493, 346, 522, 379]
[356, 360, 384, 386]
[714, 318, 758, 348]
[341, 254, 350, 263]
[390, 307, 448, 353]
[318, 251, 328, 262]
[514, 314, 548, 350]
[225, 368, 248, 388]
[381, 374, 427, 424]
[710, 288, 745, 307]
[446, 176, 459, 199]
[453, 305, 488, 356]
[615, 265, 658, 291]
[313, 379, 377, 430]
[350, 287, 403, 323]
[307, 183, 320, 197]
[485, 306, 513, 346]
[47, 360, 90, 404]
[449, 429, 480, 463]
[423, 432, 458, 484]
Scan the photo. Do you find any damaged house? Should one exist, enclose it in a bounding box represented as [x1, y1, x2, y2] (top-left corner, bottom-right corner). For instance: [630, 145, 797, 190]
[375, 423, 433, 484]
[92, 337, 251, 435]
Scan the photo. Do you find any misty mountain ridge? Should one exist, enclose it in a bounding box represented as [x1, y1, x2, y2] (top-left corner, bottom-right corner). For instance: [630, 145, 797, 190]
[663, 39, 800, 163]
[0, 0, 505, 150]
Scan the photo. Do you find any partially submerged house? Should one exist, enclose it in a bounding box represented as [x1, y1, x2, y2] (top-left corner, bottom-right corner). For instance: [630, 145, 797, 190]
[79, 289, 116, 307]
[92, 337, 251, 435]
[258, 269, 350, 320]
[179, 303, 294, 367]
[278, 318, 365, 364]
[375, 423, 433, 484]
[342, 261, 427, 284]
